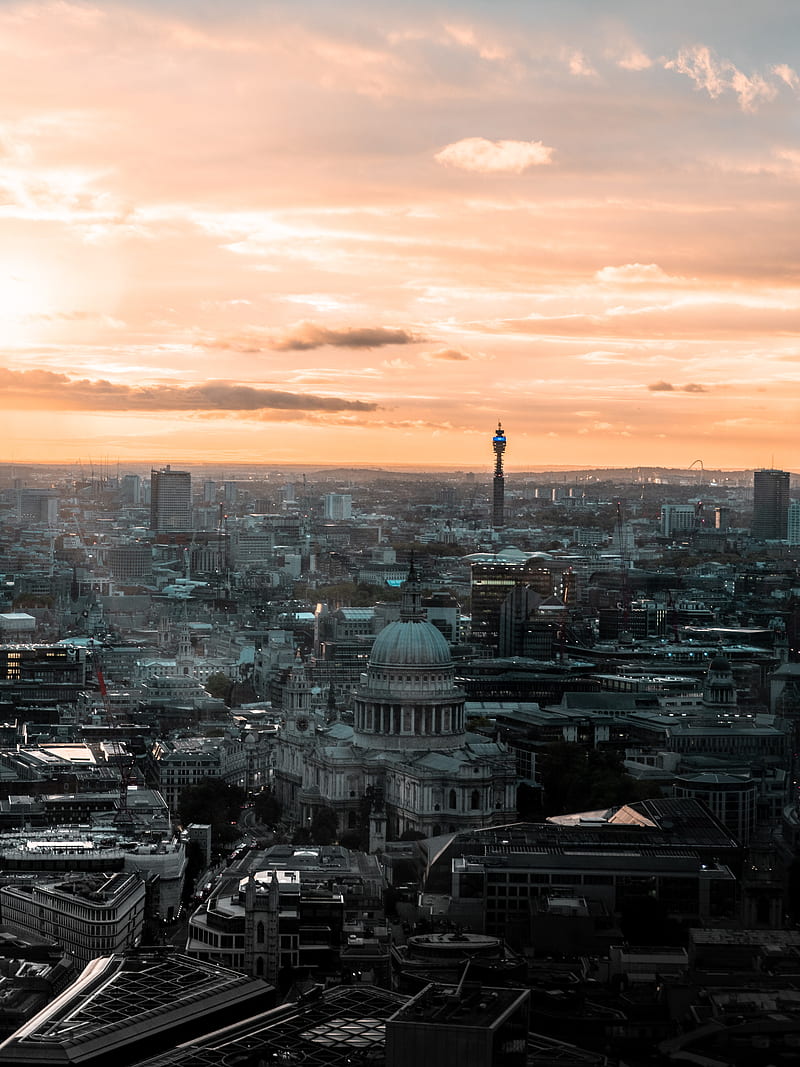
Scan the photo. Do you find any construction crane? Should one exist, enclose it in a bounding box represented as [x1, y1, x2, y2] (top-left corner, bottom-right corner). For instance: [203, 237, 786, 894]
[556, 568, 577, 660]
[615, 501, 631, 624]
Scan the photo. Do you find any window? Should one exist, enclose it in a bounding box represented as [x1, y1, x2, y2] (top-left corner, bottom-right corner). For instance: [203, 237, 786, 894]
[256, 921, 264, 944]
[448, 789, 457, 809]
[470, 790, 480, 810]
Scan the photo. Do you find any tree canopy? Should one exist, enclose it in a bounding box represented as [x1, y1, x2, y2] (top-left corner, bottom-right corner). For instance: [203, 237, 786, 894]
[538, 743, 659, 817]
[205, 672, 233, 701]
[252, 790, 282, 827]
[178, 776, 245, 847]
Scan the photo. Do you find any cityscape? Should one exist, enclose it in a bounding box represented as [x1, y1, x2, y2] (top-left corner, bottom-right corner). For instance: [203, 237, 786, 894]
[0, 437, 796, 1064]
[3, 1, 800, 1064]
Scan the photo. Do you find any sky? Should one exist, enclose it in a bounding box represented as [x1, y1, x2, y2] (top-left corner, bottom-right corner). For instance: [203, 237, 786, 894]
[2, 0, 800, 470]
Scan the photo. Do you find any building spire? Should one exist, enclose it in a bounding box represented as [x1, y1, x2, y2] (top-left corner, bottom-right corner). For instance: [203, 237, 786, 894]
[492, 421, 506, 530]
[400, 555, 423, 620]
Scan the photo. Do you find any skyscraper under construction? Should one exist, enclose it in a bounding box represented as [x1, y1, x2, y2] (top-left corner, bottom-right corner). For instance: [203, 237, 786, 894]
[492, 421, 506, 529]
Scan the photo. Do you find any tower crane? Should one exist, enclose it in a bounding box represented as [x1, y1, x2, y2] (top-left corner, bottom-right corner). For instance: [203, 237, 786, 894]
[615, 501, 631, 626]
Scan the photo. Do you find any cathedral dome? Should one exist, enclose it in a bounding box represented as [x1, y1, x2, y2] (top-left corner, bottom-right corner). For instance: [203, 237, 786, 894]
[369, 617, 451, 668]
[708, 655, 732, 672]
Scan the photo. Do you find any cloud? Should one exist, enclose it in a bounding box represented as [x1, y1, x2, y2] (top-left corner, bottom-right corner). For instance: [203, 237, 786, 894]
[0, 368, 378, 414]
[647, 381, 708, 393]
[577, 351, 628, 365]
[199, 323, 421, 353]
[665, 45, 781, 112]
[774, 64, 800, 91]
[269, 323, 421, 351]
[472, 301, 800, 341]
[617, 47, 652, 72]
[567, 50, 596, 77]
[197, 332, 270, 354]
[434, 137, 554, 174]
[595, 263, 673, 285]
[423, 347, 471, 361]
[31, 310, 125, 327]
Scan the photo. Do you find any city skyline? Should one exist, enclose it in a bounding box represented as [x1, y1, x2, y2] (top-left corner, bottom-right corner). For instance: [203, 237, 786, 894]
[1, 2, 799, 468]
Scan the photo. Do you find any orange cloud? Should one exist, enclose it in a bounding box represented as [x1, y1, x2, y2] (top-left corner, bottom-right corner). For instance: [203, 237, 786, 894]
[0, 2, 797, 469]
[647, 381, 708, 393]
[664, 45, 787, 112]
[269, 323, 422, 351]
[434, 137, 554, 174]
[423, 347, 472, 361]
[0, 368, 379, 415]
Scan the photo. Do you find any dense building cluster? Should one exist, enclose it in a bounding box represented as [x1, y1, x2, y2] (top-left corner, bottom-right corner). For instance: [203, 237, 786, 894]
[0, 445, 798, 1062]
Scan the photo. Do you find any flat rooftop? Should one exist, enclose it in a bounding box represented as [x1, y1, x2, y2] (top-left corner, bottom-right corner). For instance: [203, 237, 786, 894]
[389, 983, 528, 1029]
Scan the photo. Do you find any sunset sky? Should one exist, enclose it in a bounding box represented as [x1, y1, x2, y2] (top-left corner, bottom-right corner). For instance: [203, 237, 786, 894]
[2, 0, 800, 470]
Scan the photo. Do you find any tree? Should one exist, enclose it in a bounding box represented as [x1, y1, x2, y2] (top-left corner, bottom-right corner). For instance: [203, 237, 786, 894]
[178, 777, 245, 848]
[338, 828, 367, 851]
[538, 742, 651, 817]
[205, 672, 233, 701]
[252, 790, 282, 827]
[182, 839, 205, 905]
[516, 782, 542, 821]
[311, 805, 338, 845]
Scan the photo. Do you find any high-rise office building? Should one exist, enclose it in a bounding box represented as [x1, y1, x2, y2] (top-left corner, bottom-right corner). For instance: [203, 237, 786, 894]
[492, 422, 506, 529]
[752, 468, 790, 540]
[787, 500, 800, 546]
[660, 503, 696, 538]
[150, 466, 192, 532]
[14, 488, 58, 525]
[323, 492, 352, 520]
[470, 558, 555, 652]
[120, 474, 141, 506]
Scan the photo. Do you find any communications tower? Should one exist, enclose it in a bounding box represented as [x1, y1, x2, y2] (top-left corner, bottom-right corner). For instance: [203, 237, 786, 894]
[492, 421, 506, 530]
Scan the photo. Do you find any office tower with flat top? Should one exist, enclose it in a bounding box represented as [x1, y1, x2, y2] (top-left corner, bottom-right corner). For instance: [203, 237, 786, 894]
[752, 468, 790, 540]
[150, 465, 192, 532]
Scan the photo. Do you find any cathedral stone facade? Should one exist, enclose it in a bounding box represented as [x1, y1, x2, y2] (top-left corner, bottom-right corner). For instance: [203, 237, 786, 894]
[273, 569, 517, 844]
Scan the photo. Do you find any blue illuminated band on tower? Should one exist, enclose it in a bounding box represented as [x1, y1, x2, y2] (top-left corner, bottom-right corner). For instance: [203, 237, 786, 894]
[492, 421, 506, 529]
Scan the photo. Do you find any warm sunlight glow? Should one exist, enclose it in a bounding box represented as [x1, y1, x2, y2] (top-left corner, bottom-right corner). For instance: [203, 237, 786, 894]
[0, 261, 48, 343]
[0, 2, 798, 468]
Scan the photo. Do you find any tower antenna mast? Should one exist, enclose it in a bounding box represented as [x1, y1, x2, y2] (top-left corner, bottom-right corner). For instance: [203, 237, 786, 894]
[492, 421, 506, 530]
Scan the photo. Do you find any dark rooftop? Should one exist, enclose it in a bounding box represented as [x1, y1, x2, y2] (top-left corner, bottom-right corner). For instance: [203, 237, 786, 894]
[134, 985, 409, 1067]
[0, 950, 269, 1065]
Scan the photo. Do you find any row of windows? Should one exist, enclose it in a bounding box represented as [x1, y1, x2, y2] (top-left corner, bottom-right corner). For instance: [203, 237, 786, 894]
[3, 904, 142, 945]
[485, 872, 622, 887]
[190, 925, 245, 949]
[3, 889, 142, 925]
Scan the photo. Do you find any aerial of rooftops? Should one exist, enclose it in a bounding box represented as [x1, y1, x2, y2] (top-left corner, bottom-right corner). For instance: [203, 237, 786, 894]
[0, 462, 798, 1063]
